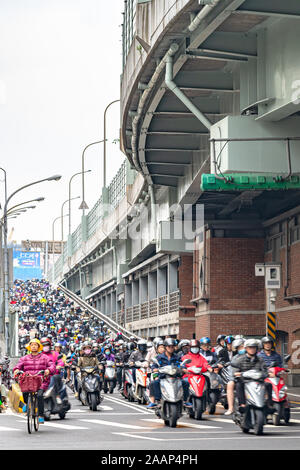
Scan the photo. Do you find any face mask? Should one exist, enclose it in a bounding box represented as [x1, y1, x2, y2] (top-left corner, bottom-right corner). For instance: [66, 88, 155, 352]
[191, 347, 200, 354]
[238, 349, 246, 355]
[43, 345, 50, 352]
[105, 350, 110, 355]
[84, 349, 91, 355]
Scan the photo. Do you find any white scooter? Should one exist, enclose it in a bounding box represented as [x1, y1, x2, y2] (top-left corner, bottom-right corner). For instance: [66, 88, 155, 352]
[132, 361, 149, 404]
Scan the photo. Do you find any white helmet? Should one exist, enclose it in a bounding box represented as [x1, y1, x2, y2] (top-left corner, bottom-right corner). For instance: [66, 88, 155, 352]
[244, 338, 260, 348]
[232, 337, 245, 351]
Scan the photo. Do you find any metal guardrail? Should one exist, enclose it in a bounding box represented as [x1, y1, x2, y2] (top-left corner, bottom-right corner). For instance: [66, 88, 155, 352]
[58, 283, 141, 341]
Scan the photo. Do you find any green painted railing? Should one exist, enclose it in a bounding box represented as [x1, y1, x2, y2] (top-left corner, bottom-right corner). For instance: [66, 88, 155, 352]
[51, 159, 136, 281]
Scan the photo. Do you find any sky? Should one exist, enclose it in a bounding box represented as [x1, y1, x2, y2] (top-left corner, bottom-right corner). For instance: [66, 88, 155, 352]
[0, 0, 126, 244]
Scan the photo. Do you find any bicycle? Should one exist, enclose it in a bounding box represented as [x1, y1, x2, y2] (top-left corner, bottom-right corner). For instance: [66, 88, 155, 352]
[17, 371, 45, 434]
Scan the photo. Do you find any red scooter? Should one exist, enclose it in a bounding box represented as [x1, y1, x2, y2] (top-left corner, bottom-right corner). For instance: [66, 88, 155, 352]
[185, 365, 208, 420]
[265, 355, 291, 425]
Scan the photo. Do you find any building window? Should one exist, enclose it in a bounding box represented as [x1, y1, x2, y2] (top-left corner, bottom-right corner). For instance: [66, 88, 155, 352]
[122, 0, 137, 68]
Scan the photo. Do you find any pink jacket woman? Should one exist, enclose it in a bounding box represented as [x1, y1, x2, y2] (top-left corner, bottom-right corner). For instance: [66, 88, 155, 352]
[13, 353, 55, 390]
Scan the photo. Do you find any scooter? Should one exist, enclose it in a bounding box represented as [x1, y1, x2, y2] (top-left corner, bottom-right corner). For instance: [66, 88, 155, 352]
[206, 363, 224, 415]
[217, 361, 232, 411]
[103, 360, 117, 394]
[44, 374, 71, 420]
[185, 364, 209, 420]
[151, 358, 191, 428]
[132, 361, 149, 404]
[265, 355, 291, 425]
[122, 363, 135, 402]
[233, 369, 268, 435]
[77, 366, 103, 411]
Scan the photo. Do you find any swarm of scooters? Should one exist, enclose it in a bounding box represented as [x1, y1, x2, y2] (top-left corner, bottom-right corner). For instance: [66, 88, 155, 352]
[12, 279, 291, 435]
[114, 335, 291, 435]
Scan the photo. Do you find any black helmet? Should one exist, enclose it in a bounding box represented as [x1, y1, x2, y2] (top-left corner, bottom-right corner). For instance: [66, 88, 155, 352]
[127, 342, 135, 351]
[163, 338, 176, 347]
[217, 334, 226, 344]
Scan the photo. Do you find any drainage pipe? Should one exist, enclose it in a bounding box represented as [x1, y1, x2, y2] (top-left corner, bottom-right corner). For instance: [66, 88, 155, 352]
[188, 0, 222, 33]
[165, 46, 212, 131]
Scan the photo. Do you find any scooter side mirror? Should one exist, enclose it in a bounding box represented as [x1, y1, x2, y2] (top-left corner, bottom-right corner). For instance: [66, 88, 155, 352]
[284, 354, 291, 363]
[181, 358, 191, 365]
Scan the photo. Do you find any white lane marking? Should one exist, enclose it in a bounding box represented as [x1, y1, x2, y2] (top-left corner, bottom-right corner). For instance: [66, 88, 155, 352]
[204, 417, 236, 424]
[113, 434, 300, 442]
[104, 395, 151, 412]
[42, 422, 89, 430]
[141, 418, 221, 429]
[0, 426, 22, 432]
[68, 405, 113, 412]
[113, 432, 161, 441]
[104, 396, 152, 415]
[79, 419, 149, 430]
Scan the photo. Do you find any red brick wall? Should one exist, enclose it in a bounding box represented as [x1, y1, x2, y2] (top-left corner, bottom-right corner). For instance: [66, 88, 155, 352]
[265, 242, 300, 366]
[208, 238, 265, 311]
[178, 255, 193, 306]
[195, 237, 266, 343]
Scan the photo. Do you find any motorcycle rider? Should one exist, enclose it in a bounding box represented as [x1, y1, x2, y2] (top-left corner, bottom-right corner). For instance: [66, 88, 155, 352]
[40, 337, 68, 403]
[128, 339, 148, 385]
[215, 335, 227, 355]
[221, 337, 244, 415]
[231, 338, 270, 412]
[181, 339, 212, 384]
[258, 336, 283, 368]
[177, 339, 190, 359]
[258, 336, 283, 408]
[147, 338, 191, 409]
[217, 335, 235, 364]
[199, 337, 218, 364]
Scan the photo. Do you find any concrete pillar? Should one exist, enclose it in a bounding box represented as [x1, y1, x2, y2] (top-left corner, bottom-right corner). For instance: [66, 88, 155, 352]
[140, 276, 148, 303]
[149, 271, 157, 300]
[132, 279, 139, 306]
[169, 261, 178, 293]
[157, 266, 167, 297]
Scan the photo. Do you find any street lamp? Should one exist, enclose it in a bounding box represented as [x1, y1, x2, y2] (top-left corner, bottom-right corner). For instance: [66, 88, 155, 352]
[68, 170, 91, 236]
[103, 100, 120, 190]
[51, 213, 69, 283]
[80, 141, 105, 216]
[61, 196, 80, 253]
[2, 174, 61, 354]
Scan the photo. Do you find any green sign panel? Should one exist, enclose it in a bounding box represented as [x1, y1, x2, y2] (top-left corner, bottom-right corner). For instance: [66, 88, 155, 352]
[201, 173, 300, 191]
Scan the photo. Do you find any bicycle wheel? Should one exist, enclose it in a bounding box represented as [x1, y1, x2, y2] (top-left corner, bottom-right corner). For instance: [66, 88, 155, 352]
[33, 394, 39, 432]
[27, 394, 34, 434]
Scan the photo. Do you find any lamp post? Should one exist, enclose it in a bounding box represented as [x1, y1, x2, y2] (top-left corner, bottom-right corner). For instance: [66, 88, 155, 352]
[103, 100, 120, 189]
[61, 196, 80, 253]
[3, 174, 61, 354]
[51, 213, 69, 284]
[80, 140, 105, 216]
[69, 170, 91, 236]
